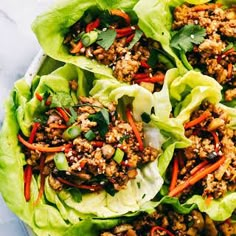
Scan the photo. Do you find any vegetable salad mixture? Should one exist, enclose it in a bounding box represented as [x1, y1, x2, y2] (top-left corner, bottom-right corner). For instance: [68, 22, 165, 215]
[101, 206, 236, 236]
[0, 0, 236, 236]
[171, 3, 236, 102]
[64, 9, 174, 92]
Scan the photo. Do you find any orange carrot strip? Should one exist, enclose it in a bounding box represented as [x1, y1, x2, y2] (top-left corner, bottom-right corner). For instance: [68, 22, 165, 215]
[110, 9, 131, 25]
[190, 160, 209, 176]
[135, 74, 165, 84]
[227, 63, 233, 79]
[192, 3, 222, 12]
[70, 41, 83, 54]
[24, 165, 32, 202]
[205, 195, 213, 206]
[18, 134, 71, 153]
[57, 177, 102, 192]
[49, 123, 68, 129]
[133, 73, 149, 79]
[126, 108, 144, 152]
[223, 48, 235, 57]
[28, 122, 40, 144]
[56, 107, 70, 123]
[169, 156, 179, 192]
[169, 156, 225, 197]
[91, 141, 104, 147]
[115, 27, 134, 34]
[184, 110, 211, 129]
[188, 156, 225, 186]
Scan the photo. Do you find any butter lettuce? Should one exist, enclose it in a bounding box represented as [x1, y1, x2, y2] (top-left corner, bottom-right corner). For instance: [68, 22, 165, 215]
[0, 63, 167, 235]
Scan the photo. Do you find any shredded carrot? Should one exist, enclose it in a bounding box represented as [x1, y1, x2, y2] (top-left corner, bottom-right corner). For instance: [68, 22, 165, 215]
[190, 160, 209, 176]
[49, 123, 68, 129]
[223, 47, 235, 57]
[18, 134, 71, 153]
[192, 3, 222, 12]
[169, 156, 179, 192]
[24, 165, 32, 202]
[184, 110, 211, 129]
[70, 40, 83, 54]
[151, 226, 174, 236]
[188, 156, 225, 185]
[126, 108, 144, 152]
[57, 177, 102, 192]
[205, 195, 213, 206]
[56, 107, 70, 123]
[169, 156, 225, 197]
[227, 63, 233, 79]
[110, 9, 131, 25]
[34, 156, 46, 205]
[35, 92, 43, 102]
[28, 122, 40, 144]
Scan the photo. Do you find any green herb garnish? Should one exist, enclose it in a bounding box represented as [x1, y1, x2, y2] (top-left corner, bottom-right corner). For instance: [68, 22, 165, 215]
[97, 29, 116, 50]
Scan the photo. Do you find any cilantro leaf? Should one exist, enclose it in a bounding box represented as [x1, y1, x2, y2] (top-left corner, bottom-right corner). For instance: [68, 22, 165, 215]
[170, 24, 206, 53]
[128, 29, 143, 49]
[97, 29, 116, 50]
[88, 108, 110, 137]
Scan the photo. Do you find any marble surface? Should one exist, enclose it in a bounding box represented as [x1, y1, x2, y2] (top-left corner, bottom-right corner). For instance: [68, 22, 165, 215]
[0, 0, 53, 235]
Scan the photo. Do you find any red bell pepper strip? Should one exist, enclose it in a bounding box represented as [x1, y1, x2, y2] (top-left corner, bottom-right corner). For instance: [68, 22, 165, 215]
[24, 165, 32, 202]
[56, 107, 70, 123]
[110, 9, 131, 25]
[18, 134, 72, 153]
[86, 18, 100, 33]
[115, 27, 134, 34]
[28, 122, 40, 144]
[184, 110, 211, 129]
[150, 226, 174, 236]
[57, 177, 102, 192]
[133, 73, 149, 80]
[34, 156, 46, 205]
[126, 108, 144, 152]
[126, 33, 135, 43]
[140, 60, 150, 69]
[35, 92, 43, 102]
[135, 74, 165, 84]
[169, 156, 179, 192]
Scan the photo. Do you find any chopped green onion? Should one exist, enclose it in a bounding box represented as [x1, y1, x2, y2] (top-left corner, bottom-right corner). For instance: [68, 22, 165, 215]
[81, 31, 98, 47]
[84, 130, 96, 141]
[113, 148, 124, 164]
[54, 152, 69, 171]
[63, 126, 81, 140]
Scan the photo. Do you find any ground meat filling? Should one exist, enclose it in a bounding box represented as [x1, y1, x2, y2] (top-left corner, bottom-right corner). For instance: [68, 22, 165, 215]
[172, 3, 236, 101]
[170, 102, 236, 200]
[100, 206, 236, 236]
[64, 10, 170, 92]
[23, 92, 159, 193]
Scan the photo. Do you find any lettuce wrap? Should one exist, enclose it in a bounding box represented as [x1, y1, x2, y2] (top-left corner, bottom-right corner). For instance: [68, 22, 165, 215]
[150, 68, 236, 221]
[32, 0, 183, 93]
[0, 63, 175, 235]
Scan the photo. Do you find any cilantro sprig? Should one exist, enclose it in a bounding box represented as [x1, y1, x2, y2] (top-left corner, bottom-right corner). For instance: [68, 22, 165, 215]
[170, 24, 206, 70]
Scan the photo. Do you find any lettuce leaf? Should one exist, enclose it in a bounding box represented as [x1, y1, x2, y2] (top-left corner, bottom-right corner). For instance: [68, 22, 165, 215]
[0, 63, 166, 235]
[32, 0, 138, 80]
